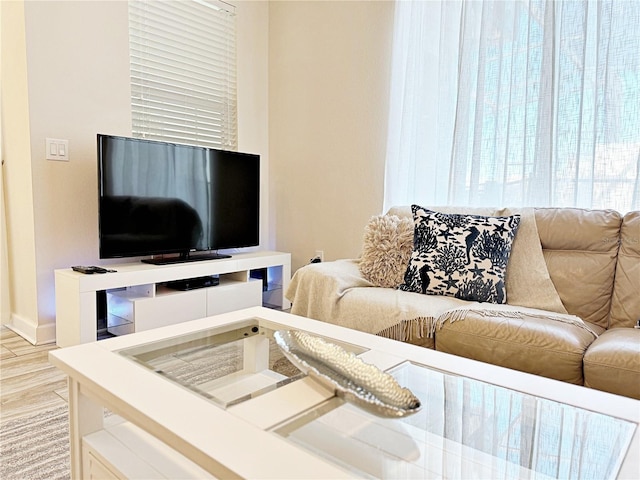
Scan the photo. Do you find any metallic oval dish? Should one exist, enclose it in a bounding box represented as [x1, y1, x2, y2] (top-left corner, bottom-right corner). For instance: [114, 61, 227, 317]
[274, 330, 421, 418]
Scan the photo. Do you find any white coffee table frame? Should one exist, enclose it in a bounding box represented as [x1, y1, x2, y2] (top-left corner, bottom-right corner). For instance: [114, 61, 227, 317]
[50, 307, 640, 479]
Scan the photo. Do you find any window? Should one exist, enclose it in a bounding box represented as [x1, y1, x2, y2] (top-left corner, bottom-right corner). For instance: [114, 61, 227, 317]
[129, 0, 237, 150]
[385, 0, 639, 212]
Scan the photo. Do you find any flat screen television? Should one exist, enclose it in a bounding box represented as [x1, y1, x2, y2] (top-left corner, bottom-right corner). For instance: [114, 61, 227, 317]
[97, 134, 260, 264]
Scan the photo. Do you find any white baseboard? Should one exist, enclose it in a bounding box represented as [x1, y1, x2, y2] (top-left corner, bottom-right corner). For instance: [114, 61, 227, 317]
[7, 313, 56, 345]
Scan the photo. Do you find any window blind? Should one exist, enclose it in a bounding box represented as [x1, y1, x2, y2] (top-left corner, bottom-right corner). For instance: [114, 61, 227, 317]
[129, 0, 237, 150]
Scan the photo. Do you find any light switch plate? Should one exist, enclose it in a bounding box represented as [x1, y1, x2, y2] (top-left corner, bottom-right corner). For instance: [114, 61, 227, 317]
[46, 138, 69, 161]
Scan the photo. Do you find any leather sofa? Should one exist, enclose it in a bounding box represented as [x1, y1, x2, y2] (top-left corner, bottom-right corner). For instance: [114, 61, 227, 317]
[286, 207, 640, 399]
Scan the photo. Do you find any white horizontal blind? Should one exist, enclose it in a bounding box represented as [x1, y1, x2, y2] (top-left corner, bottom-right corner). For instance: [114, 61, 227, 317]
[129, 0, 237, 149]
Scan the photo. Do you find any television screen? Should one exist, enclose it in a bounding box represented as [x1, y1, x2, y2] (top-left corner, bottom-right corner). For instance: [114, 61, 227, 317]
[97, 134, 259, 263]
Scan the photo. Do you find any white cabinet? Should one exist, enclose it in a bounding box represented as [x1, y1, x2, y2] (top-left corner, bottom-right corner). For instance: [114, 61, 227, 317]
[206, 278, 263, 316]
[106, 288, 208, 335]
[106, 277, 263, 335]
[55, 251, 291, 347]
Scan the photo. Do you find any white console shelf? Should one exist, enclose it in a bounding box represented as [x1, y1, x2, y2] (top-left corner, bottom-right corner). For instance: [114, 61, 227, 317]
[54, 251, 291, 347]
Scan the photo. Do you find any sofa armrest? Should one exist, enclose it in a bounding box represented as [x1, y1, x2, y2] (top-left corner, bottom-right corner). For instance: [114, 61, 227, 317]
[584, 328, 640, 399]
[286, 259, 469, 342]
[286, 259, 373, 317]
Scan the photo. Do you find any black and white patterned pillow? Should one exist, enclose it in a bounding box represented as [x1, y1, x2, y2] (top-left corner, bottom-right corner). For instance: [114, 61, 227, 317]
[399, 205, 521, 303]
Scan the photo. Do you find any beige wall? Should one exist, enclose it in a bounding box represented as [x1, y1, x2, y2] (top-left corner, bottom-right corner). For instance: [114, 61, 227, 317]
[269, 0, 394, 271]
[24, 0, 132, 343]
[235, 0, 271, 251]
[1, 0, 40, 335]
[1, 0, 270, 344]
[2, 0, 395, 342]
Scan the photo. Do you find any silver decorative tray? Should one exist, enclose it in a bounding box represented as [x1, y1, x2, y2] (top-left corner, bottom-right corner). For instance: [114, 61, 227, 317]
[274, 330, 421, 418]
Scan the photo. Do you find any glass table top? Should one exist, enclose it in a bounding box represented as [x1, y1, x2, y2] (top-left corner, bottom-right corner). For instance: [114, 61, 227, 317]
[119, 318, 636, 479]
[275, 362, 636, 480]
[118, 317, 367, 408]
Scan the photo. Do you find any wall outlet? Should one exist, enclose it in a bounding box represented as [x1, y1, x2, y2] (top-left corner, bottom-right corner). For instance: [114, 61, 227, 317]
[314, 250, 324, 262]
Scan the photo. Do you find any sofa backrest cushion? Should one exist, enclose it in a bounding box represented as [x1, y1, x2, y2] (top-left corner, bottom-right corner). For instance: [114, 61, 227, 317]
[387, 205, 568, 313]
[534, 208, 622, 329]
[609, 211, 640, 328]
[389, 205, 628, 328]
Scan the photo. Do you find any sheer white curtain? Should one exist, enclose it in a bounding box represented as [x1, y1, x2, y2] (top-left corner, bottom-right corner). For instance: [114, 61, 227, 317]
[384, 0, 640, 213]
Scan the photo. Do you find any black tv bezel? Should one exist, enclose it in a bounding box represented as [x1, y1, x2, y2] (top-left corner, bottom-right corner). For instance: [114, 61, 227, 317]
[97, 134, 260, 263]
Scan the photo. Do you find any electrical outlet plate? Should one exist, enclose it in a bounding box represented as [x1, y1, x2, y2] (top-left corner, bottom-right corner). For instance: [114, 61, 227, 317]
[314, 250, 324, 262]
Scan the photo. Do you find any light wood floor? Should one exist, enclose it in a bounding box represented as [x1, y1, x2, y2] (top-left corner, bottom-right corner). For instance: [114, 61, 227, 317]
[0, 326, 68, 424]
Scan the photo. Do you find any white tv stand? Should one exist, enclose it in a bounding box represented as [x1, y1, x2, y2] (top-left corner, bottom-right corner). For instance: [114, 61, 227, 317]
[54, 251, 291, 347]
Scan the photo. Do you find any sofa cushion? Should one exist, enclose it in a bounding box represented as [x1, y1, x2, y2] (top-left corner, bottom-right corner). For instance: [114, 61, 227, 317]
[435, 311, 604, 385]
[287, 259, 471, 345]
[534, 208, 622, 329]
[359, 214, 413, 288]
[609, 211, 640, 329]
[399, 205, 520, 303]
[583, 328, 640, 399]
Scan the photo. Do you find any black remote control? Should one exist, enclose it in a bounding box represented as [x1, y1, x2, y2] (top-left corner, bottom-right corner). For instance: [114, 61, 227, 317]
[72, 266, 114, 274]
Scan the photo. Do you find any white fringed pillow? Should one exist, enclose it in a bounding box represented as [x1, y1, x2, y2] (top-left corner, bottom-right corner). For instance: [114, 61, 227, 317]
[359, 214, 414, 288]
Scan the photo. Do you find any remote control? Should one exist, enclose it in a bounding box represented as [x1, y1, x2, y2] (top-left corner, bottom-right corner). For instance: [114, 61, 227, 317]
[72, 266, 115, 274]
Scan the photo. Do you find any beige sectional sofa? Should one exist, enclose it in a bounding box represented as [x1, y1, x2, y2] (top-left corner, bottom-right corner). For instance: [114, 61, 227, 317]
[286, 207, 640, 399]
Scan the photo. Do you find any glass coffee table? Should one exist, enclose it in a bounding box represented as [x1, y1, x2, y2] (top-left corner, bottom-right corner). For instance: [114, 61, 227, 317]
[50, 307, 639, 479]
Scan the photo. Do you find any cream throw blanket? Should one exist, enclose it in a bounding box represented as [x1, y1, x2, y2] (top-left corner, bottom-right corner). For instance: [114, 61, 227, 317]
[286, 207, 591, 342]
